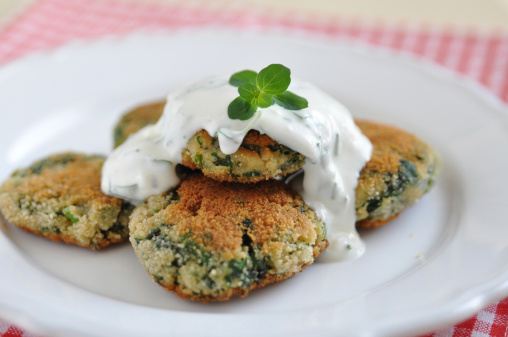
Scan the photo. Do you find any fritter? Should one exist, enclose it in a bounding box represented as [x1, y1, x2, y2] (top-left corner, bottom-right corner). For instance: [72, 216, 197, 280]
[129, 172, 328, 302]
[113, 101, 305, 183]
[0, 152, 133, 249]
[355, 120, 439, 228]
[181, 129, 305, 183]
[113, 101, 166, 148]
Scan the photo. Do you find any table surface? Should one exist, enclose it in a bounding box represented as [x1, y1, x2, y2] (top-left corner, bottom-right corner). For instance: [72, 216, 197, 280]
[1, 0, 508, 29]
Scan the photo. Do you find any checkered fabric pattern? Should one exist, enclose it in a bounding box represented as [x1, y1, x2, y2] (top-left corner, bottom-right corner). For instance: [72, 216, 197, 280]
[0, 0, 507, 336]
[421, 298, 508, 337]
[0, 0, 507, 102]
[0, 320, 38, 337]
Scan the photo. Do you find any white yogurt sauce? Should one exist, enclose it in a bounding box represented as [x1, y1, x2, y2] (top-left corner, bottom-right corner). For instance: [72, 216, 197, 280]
[101, 76, 372, 261]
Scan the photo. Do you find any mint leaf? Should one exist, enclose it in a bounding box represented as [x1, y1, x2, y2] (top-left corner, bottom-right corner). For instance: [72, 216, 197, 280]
[256, 64, 291, 95]
[230, 70, 257, 87]
[228, 97, 257, 121]
[273, 91, 309, 110]
[238, 82, 259, 101]
[257, 92, 273, 108]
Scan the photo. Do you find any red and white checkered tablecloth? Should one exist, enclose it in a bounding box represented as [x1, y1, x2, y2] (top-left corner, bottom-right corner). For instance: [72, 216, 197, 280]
[0, 0, 507, 336]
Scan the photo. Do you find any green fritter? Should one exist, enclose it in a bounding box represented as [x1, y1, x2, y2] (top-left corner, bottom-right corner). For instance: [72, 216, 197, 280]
[129, 172, 328, 302]
[113, 101, 166, 148]
[181, 129, 305, 183]
[113, 101, 305, 183]
[355, 120, 439, 228]
[0, 152, 133, 249]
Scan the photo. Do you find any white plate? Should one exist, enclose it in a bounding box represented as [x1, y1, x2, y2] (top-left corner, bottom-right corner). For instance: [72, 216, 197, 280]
[1, 29, 508, 337]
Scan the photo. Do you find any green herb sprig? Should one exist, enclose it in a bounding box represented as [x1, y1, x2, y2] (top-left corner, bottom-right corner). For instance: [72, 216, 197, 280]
[228, 64, 308, 121]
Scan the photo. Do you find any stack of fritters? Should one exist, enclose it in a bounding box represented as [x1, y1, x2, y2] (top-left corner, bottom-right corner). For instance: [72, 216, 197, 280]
[118, 101, 439, 302]
[121, 103, 328, 302]
[0, 100, 439, 303]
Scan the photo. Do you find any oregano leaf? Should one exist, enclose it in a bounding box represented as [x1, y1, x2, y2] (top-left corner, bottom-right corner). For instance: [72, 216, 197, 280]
[229, 70, 257, 87]
[256, 64, 291, 95]
[227, 64, 308, 121]
[273, 91, 309, 110]
[238, 82, 259, 101]
[228, 97, 258, 121]
[257, 92, 274, 108]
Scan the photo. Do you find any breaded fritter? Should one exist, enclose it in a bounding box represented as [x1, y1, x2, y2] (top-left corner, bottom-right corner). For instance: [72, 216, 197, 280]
[129, 173, 328, 302]
[0, 152, 133, 249]
[114, 101, 166, 148]
[355, 121, 439, 228]
[181, 129, 305, 183]
[113, 101, 305, 183]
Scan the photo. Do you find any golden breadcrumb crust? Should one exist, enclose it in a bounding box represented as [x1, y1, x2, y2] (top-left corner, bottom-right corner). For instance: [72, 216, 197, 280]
[129, 173, 327, 302]
[181, 129, 305, 183]
[163, 259, 321, 303]
[114, 101, 166, 148]
[355, 120, 439, 228]
[0, 153, 131, 249]
[174, 172, 323, 257]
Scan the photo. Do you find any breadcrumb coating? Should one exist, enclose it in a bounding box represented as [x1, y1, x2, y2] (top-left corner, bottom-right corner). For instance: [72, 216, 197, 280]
[355, 120, 439, 228]
[129, 173, 327, 302]
[113, 101, 166, 148]
[181, 129, 305, 183]
[0, 152, 132, 249]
